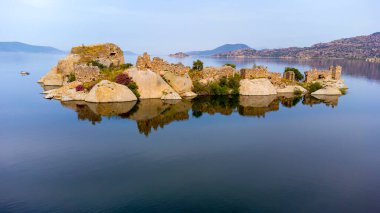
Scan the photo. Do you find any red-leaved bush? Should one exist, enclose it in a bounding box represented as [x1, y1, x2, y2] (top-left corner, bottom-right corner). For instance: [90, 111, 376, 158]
[115, 73, 132, 86]
[76, 85, 85, 92]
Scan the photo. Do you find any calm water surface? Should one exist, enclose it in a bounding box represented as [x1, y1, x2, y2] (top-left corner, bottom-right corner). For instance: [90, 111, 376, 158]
[1, 53, 380, 212]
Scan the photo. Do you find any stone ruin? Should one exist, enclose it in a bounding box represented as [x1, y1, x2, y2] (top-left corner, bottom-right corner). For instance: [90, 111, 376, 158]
[136, 52, 190, 75]
[240, 66, 282, 85]
[283, 71, 295, 81]
[304, 66, 342, 82]
[70, 43, 125, 67]
[201, 66, 236, 80]
[39, 43, 125, 86]
[74, 65, 100, 83]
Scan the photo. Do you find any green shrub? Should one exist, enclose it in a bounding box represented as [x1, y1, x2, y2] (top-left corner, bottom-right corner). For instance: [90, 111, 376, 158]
[119, 63, 133, 70]
[88, 60, 106, 69]
[127, 82, 140, 98]
[284, 67, 304, 81]
[224, 63, 236, 69]
[293, 88, 303, 96]
[67, 73, 76, 82]
[306, 82, 323, 93]
[339, 88, 347, 95]
[192, 59, 204, 71]
[193, 74, 241, 96]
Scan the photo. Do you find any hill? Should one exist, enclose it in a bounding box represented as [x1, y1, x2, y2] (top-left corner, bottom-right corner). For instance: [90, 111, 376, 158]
[186, 44, 251, 56]
[214, 33, 380, 59]
[0, 42, 64, 54]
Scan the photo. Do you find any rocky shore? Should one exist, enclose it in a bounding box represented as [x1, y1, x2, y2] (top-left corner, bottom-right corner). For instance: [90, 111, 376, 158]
[39, 43, 348, 103]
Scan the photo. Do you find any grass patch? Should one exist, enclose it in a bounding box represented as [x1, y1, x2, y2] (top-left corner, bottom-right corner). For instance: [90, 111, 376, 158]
[339, 88, 347, 95]
[67, 73, 76, 82]
[304, 82, 323, 93]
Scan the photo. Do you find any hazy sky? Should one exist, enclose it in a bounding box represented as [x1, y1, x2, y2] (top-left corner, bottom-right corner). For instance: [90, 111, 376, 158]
[0, 0, 379, 54]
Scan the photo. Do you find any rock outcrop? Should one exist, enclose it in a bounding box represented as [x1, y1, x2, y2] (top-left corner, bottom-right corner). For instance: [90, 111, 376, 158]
[126, 68, 181, 100]
[39, 43, 124, 86]
[162, 72, 194, 96]
[43, 82, 85, 101]
[38, 66, 63, 86]
[239, 78, 277, 96]
[85, 80, 137, 103]
[277, 85, 307, 94]
[311, 87, 342, 96]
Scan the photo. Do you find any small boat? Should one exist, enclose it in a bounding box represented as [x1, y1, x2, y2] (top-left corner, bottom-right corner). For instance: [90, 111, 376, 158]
[20, 71, 30, 76]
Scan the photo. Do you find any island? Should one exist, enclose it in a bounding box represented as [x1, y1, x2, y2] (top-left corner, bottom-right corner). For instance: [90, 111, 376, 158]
[169, 52, 189, 58]
[39, 43, 348, 104]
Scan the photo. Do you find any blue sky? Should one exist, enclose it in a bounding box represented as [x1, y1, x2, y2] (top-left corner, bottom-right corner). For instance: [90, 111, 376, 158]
[0, 0, 379, 54]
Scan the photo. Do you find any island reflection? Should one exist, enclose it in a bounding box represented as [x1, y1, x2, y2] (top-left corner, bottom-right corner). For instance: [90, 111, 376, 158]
[61, 94, 341, 136]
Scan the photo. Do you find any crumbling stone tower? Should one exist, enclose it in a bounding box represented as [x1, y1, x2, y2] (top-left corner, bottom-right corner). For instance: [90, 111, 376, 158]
[332, 65, 342, 80]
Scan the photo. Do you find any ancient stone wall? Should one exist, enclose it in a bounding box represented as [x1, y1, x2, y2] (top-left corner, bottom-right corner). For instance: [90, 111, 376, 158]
[240, 66, 282, 85]
[151, 57, 190, 75]
[136, 53, 152, 70]
[74, 65, 100, 83]
[201, 66, 236, 79]
[304, 66, 342, 82]
[136, 53, 190, 75]
[70, 43, 124, 67]
[240, 66, 268, 79]
[283, 71, 295, 81]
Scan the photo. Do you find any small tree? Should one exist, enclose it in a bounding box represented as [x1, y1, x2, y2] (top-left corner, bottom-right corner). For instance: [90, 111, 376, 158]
[224, 63, 236, 69]
[192, 59, 204, 71]
[284, 67, 304, 81]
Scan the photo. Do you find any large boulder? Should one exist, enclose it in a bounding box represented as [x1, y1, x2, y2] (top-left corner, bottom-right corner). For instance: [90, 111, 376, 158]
[85, 80, 137, 103]
[239, 78, 277, 96]
[277, 85, 307, 94]
[162, 72, 193, 96]
[43, 82, 85, 101]
[38, 66, 63, 86]
[126, 68, 181, 99]
[311, 86, 342, 96]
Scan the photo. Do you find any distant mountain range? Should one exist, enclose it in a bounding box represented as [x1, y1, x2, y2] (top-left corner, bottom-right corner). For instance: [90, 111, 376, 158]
[124, 50, 137, 55]
[214, 33, 380, 59]
[186, 44, 251, 56]
[0, 42, 64, 54]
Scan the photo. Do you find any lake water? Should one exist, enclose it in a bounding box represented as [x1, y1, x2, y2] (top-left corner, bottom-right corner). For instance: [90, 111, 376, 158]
[1, 53, 380, 212]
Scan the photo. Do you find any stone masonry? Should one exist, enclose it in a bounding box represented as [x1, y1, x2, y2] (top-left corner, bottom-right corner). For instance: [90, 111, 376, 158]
[136, 52, 190, 75]
[304, 66, 342, 82]
[74, 65, 100, 83]
[240, 66, 282, 85]
[283, 71, 295, 81]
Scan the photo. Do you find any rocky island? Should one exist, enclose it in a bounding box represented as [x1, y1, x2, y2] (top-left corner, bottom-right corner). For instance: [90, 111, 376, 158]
[39, 43, 348, 104]
[169, 52, 189, 58]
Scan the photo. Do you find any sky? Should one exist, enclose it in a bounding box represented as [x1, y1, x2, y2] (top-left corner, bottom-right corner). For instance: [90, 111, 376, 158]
[0, 0, 379, 54]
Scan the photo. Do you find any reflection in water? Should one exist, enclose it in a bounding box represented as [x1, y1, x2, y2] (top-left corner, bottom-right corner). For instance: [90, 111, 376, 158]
[61, 94, 342, 136]
[238, 95, 279, 117]
[303, 94, 339, 107]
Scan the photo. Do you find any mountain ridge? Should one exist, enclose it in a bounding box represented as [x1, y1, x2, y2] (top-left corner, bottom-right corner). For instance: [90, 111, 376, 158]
[214, 33, 380, 59]
[186, 44, 251, 56]
[0, 42, 64, 54]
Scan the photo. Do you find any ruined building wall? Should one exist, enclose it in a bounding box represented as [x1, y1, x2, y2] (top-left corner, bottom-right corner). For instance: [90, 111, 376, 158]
[74, 65, 100, 83]
[283, 71, 295, 81]
[136, 53, 190, 76]
[240, 67, 282, 85]
[304, 66, 342, 82]
[201, 66, 236, 79]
